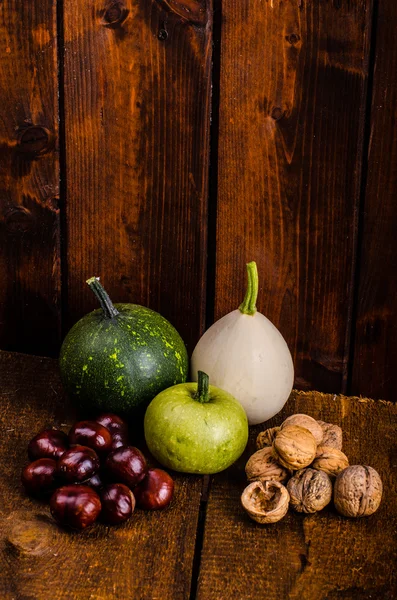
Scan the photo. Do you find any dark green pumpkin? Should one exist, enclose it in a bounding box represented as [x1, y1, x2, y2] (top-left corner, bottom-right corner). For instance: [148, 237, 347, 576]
[59, 278, 188, 415]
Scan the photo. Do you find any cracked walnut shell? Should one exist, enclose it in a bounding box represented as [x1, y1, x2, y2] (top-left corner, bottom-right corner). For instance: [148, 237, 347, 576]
[241, 480, 290, 524]
[312, 445, 349, 478]
[272, 425, 317, 470]
[334, 465, 383, 517]
[287, 468, 333, 513]
[281, 414, 323, 445]
[256, 427, 280, 450]
[245, 447, 290, 484]
[317, 420, 343, 450]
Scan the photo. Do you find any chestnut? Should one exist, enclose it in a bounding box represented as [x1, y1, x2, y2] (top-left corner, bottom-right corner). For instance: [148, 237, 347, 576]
[56, 445, 100, 483]
[69, 420, 112, 455]
[100, 483, 135, 525]
[95, 413, 128, 435]
[109, 431, 129, 451]
[95, 414, 129, 450]
[28, 429, 68, 461]
[21, 458, 57, 496]
[50, 485, 101, 530]
[105, 446, 147, 488]
[134, 468, 174, 510]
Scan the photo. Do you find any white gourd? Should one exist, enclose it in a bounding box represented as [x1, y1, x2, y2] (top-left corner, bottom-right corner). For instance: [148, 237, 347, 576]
[191, 262, 294, 425]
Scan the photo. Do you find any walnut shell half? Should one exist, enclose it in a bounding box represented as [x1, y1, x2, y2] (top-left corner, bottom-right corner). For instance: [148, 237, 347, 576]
[317, 420, 343, 450]
[256, 427, 280, 450]
[287, 468, 333, 513]
[334, 465, 383, 517]
[241, 480, 290, 524]
[312, 446, 349, 478]
[281, 414, 324, 445]
[272, 425, 317, 470]
[245, 447, 290, 484]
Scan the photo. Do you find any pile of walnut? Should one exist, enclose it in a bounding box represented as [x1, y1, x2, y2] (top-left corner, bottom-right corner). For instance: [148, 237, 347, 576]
[241, 414, 383, 524]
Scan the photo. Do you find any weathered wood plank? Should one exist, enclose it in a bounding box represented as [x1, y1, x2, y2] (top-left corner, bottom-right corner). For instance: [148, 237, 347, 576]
[198, 390, 397, 599]
[351, 0, 397, 402]
[213, 0, 371, 392]
[0, 1, 61, 356]
[63, 0, 212, 352]
[0, 351, 203, 600]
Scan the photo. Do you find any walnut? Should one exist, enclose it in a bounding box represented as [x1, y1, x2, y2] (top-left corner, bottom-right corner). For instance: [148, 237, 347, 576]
[334, 465, 383, 517]
[241, 480, 290, 524]
[317, 420, 343, 450]
[312, 445, 349, 478]
[245, 447, 290, 484]
[287, 468, 332, 513]
[281, 414, 323, 445]
[256, 427, 280, 450]
[272, 425, 317, 470]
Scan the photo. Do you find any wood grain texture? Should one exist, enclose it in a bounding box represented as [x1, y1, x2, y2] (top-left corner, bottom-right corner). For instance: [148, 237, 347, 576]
[351, 0, 397, 402]
[63, 0, 212, 352]
[0, 350, 203, 600]
[198, 390, 397, 600]
[214, 0, 372, 392]
[0, 1, 60, 356]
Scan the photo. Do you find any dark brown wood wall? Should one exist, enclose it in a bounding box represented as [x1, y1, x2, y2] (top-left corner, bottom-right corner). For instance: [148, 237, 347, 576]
[1, 0, 396, 401]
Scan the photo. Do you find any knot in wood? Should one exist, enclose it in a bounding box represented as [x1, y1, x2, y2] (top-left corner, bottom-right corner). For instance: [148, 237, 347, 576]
[286, 33, 300, 45]
[17, 126, 51, 155]
[270, 107, 285, 121]
[102, 1, 129, 27]
[4, 206, 34, 233]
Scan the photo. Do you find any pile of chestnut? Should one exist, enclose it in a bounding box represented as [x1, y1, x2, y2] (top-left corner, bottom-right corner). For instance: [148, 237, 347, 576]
[21, 414, 174, 530]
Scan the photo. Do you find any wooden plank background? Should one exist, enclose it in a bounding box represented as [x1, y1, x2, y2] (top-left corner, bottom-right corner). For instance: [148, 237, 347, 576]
[0, 0, 61, 357]
[0, 0, 396, 402]
[63, 0, 212, 353]
[351, 0, 397, 401]
[213, 0, 371, 394]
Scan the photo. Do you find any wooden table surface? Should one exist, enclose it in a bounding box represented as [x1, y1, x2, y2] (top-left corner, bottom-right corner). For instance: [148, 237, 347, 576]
[0, 351, 396, 600]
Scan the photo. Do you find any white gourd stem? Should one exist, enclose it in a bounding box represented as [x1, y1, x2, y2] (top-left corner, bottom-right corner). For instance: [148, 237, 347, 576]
[239, 261, 258, 315]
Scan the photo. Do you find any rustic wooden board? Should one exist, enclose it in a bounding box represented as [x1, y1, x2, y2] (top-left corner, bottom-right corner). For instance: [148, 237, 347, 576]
[351, 0, 397, 402]
[0, 351, 203, 600]
[198, 390, 397, 599]
[63, 0, 212, 352]
[0, 0, 61, 356]
[213, 0, 372, 392]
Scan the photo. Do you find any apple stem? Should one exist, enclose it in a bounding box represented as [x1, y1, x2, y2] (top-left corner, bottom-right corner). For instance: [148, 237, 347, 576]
[194, 371, 210, 403]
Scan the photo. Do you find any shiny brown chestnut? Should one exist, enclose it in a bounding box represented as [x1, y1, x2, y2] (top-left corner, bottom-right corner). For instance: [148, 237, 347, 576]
[28, 429, 68, 461]
[56, 445, 100, 483]
[109, 431, 129, 451]
[134, 468, 174, 510]
[95, 413, 128, 434]
[105, 446, 147, 488]
[21, 458, 57, 496]
[50, 485, 101, 530]
[95, 414, 129, 450]
[100, 483, 135, 525]
[69, 420, 112, 455]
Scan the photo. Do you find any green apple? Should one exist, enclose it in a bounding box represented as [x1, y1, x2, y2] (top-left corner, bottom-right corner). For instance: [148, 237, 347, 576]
[144, 371, 249, 474]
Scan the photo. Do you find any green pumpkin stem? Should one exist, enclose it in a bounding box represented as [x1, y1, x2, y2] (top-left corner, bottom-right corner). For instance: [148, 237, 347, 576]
[239, 261, 258, 316]
[194, 371, 210, 403]
[86, 277, 119, 319]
